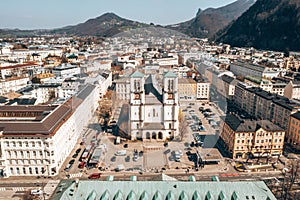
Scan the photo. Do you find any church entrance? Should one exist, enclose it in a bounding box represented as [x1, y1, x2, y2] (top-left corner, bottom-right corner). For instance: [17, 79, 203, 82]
[158, 132, 163, 140]
[152, 132, 156, 139]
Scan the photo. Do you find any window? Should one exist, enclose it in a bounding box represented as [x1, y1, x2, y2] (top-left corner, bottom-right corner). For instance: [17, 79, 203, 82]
[153, 109, 155, 117]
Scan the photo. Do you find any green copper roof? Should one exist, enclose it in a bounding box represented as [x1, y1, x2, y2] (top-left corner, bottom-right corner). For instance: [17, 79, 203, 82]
[53, 180, 277, 200]
[130, 71, 144, 78]
[164, 71, 177, 78]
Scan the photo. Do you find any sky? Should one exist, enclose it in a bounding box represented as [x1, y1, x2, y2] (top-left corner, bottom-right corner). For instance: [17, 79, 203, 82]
[0, 0, 237, 30]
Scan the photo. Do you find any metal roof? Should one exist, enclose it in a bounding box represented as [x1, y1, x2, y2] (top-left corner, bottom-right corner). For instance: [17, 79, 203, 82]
[53, 179, 276, 200]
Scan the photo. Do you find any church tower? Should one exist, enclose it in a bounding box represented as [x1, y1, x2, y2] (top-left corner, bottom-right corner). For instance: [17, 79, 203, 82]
[129, 71, 145, 140]
[163, 71, 179, 138]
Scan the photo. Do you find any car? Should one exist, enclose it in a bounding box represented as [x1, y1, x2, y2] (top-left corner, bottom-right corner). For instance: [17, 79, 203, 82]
[64, 163, 73, 171]
[31, 189, 43, 195]
[75, 148, 81, 154]
[88, 173, 101, 179]
[234, 164, 246, 172]
[115, 150, 127, 156]
[123, 144, 128, 148]
[199, 107, 204, 112]
[189, 103, 195, 106]
[133, 154, 139, 162]
[72, 153, 78, 158]
[69, 159, 75, 164]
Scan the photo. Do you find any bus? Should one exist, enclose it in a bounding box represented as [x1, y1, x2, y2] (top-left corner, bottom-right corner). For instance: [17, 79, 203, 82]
[81, 145, 93, 162]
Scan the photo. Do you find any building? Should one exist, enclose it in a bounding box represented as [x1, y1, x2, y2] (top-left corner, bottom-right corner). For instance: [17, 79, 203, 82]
[221, 114, 285, 159]
[284, 80, 300, 100]
[0, 84, 98, 178]
[218, 74, 237, 100]
[129, 71, 179, 141]
[287, 112, 300, 151]
[234, 86, 300, 130]
[52, 64, 80, 78]
[230, 61, 283, 79]
[178, 78, 197, 101]
[115, 77, 130, 100]
[196, 80, 210, 101]
[52, 178, 276, 200]
[0, 76, 30, 95]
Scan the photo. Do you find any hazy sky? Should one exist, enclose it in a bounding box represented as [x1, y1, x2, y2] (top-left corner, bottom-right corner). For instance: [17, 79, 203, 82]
[0, 0, 237, 29]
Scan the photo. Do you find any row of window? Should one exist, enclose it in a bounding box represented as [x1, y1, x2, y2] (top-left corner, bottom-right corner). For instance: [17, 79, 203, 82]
[236, 132, 283, 137]
[6, 150, 54, 158]
[10, 166, 45, 175]
[4, 141, 49, 148]
[236, 138, 282, 144]
[7, 159, 51, 165]
[236, 145, 282, 150]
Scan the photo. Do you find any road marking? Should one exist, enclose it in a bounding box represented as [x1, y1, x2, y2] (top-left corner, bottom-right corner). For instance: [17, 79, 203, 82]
[12, 187, 24, 191]
[0, 188, 6, 191]
[69, 172, 83, 178]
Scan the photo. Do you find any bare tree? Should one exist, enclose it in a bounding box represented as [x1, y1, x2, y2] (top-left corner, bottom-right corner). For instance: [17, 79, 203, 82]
[280, 159, 300, 200]
[178, 109, 188, 141]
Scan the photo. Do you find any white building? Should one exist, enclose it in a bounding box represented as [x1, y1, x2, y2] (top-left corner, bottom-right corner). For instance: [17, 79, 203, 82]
[196, 81, 210, 101]
[129, 71, 179, 141]
[230, 61, 284, 79]
[115, 77, 130, 100]
[0, 76, 30, 95]
[52, 64, 80, 78]
[0, 84, 98, 178]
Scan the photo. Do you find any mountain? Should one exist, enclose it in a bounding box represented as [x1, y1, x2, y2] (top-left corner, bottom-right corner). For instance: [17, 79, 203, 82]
[216, 0, 300, 51]
[167, 0, 256, 39]
[51, 12, 148, 37]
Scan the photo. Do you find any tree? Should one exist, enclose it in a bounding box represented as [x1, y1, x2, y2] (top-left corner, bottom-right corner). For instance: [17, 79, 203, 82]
[178, 109, 188, 141]
[280, 159, 300, 200]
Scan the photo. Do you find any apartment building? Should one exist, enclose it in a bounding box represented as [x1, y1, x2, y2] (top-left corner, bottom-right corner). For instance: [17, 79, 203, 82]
[221, 114, 285, 159]
[0, 84, 98, 178]
[0, 76, 30, 95]
[230, 61, 283, 79]
[234, 86, 300, 129]
[287, 112, 300, 151]
[196, 81, 210, 101]
[218, 74, 237, 100]
[284, 80, 300, 100]
[178, 78, 197, 101]
[115, 77, 130, 100]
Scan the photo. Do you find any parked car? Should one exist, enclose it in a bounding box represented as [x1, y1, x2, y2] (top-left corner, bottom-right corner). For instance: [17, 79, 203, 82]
[88, 173, 101, 179]
[75, 148, 81, 154]
[72, 153, 78, 158]
[64, 163, 73, 172]
[69, 159, 75, 164]
[78, 161, 86, 169]
[115, 150, 127, 156]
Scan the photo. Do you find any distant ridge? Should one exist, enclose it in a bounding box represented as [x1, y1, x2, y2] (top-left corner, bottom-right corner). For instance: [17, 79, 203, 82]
[167, 0, 255, 39]
[216, 0, 300, 51]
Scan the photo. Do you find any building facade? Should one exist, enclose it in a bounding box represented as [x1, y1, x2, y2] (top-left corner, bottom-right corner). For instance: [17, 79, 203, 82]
[287, 112, 300, 151]
[129, 71, 179, 141]
[178, 78, 197, 101]
[221, 114, 285, 159]
[0, 84, 98, 178]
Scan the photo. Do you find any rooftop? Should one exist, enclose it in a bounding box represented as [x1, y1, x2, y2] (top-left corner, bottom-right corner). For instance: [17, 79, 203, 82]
[52, 179, 276, 200]
[222, 114, 284, 132]
[130, 71, 144, 78]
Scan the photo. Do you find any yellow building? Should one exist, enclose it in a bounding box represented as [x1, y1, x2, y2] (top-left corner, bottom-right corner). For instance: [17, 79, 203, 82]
[221, 114, 285, 159]
[178, 78, 197, 101]
[287, 112, 300, 150]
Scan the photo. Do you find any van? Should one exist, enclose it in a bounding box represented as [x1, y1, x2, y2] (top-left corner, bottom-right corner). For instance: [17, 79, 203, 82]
[115, 150, 126, 156]
[31, 189, 43, 195]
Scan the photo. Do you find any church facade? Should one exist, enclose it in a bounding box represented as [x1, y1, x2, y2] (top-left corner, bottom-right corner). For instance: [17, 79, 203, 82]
[129, 71, 179, 141]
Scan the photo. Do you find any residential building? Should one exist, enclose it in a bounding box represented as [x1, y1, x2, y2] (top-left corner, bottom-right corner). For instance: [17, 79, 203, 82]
[178, 78, 197, 101]
[52, 64, 80, 78]
[284, 80, 300, 100]
[221, 114, 285, 159]
[287, 112, 300, 150]
[230, 61, 283, 79]
[218, 74, 237, 100]
[234, 86, 300, 129]
[0, 76, 30, 95]
[115, 77, 131, 101]
[196, 80, 210, 101]
[129, 71, 179, 141]
[0, 84, 98, 178]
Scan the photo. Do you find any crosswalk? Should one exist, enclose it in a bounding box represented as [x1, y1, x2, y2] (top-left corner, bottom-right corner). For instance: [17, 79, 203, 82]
[0, 188, 6, 192]
[69, 172, 83, 178]
[12, 187, 24, 191]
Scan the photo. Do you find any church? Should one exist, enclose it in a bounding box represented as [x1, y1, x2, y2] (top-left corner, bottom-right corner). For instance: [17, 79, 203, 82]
[129, 70, 179, 141]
